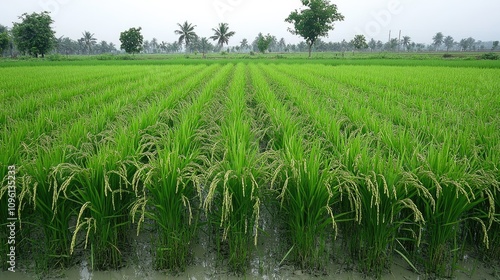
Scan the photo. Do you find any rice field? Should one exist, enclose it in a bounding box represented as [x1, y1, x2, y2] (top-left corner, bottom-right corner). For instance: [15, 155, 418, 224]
[1, 60, 499, 278]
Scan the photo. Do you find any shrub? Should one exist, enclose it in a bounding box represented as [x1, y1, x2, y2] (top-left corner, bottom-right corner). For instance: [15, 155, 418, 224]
[481, 52, 499, 60]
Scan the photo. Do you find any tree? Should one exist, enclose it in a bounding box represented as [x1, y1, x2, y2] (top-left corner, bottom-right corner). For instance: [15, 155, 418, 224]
[120, 27, 143, 54]
[240, 39, 249, 52]
[151, 38, 159, 53]
[278, 38, 286, 52]
[385, 38, 399, 51]
[0, 31, 8, 55]
[492, 41, 499, 51]
[368, 38, 376, 52]
[81, 31, 97, 55]
[143, 40, 151, 53]
[210, 23, 235, 50]
[402, 36, 411, 52]
[351, 35, 368, 51]
[175, 21, 197, 53]
[459, 37, 475, 51]
[198, 37, 213, 58]
[12, 11, 56, 58]
[256, 33, 272, 53]
[108, 42, 116, 54]
[444, 36, 454, 52]
[285, 0, 344, 58]
[432, 32, 444, 51]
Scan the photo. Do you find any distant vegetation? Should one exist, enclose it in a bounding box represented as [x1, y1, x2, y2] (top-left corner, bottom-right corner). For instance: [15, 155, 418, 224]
[0, 0, 498, 58]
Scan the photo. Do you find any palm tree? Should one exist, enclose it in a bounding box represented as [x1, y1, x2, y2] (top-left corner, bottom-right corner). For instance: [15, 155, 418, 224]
[444, 36, 454, 52]
[81, 31, 97, 55]
[210, 23, 235, 50]
[239, 38, 249, 52]
[98, 40, 108, 54]
[432, 32, 444, 51]
[402, 36, 411, 52]
[151, 38, 158, 53]
[175, 21, 197, 53]
[199, 37, 213, 58]
[160, 41, 167, 53]
[108, 42, 116, 53]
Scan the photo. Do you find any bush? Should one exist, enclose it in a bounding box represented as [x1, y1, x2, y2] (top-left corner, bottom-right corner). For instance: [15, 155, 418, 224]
[480, 52, 499, 60]
[442, 53, 453, 58]
[249, 51, 255, 56]
[96, 54, 114, 60]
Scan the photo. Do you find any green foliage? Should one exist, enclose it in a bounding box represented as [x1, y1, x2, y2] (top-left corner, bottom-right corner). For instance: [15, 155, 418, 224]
[175, 21, 198, 52]
[210, 23, 235, 49]
[196, 37, 213, 58]
[0, 32, 9, 54]
[285, 0, 344, 57]
[256, 33, 273, 53]
[444, 36, 454, 52]
[11, 11, 56, 57]
[492, 41, 499, 51]
[81, 31, 97, 55]
[481, 52, 499, 60]
[432, 32, 444, 49]
[352, 35, 368, 50]
[1, 60, 499, 278]
[120, 27, 143, 54]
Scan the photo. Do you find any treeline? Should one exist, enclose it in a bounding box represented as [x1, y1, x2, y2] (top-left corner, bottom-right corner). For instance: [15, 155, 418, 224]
[1, 13, 498, 58]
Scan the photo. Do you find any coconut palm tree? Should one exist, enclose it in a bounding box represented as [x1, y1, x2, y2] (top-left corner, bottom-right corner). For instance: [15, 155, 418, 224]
[432, 32, 444, 51]
[402, 36, 411, 52]
[81, 31, 97, 55]
[239, 38, 249, 52]
[210, 23, 235, 50]
[199, 37, 213, 58]
[174, 21, 197, 53]
[108, 42, 116, 53]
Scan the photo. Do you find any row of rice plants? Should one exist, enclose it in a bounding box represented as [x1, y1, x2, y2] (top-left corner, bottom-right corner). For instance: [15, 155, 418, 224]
[203, 63, 269, 274]
[131, 64, 233, 272]
[260, 64, 427, 277]
[0, 66, 145, 126]
[248, 64, 358, 271]
[1, 70, 164, 270]
[304, 65, 498, 162]
[50, 64, 222, 270]
[305, 64, 499, 276]
[269, 63, 499, 277]
[0, 64, 181, 180]
[0, 64, 213, 270]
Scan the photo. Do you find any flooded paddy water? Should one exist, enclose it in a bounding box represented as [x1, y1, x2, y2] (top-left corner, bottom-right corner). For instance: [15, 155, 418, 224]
[2, 210, 499, 280]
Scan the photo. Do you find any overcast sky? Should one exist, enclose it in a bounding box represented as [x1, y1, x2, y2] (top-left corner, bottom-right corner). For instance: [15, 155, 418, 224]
[2, 0, 499, 47]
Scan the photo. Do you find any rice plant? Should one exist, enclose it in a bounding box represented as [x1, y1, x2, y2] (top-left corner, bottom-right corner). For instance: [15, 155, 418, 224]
[249, 64, 354, 271]
[415, 143, 495, 277]
[131, 64, 233, 271]
[203, 64, 269, 274]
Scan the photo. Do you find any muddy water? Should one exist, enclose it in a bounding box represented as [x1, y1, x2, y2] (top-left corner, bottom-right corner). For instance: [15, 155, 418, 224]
[2, 213, 499, 280]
